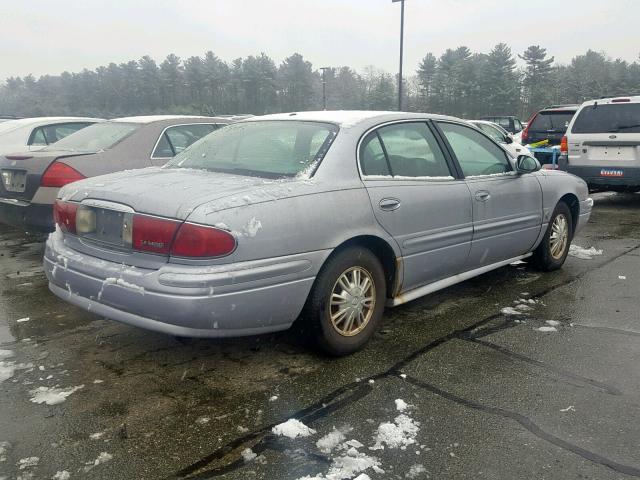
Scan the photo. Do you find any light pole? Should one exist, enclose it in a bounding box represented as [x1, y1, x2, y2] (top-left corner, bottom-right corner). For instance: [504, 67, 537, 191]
[392, 0, 405, 111]
[320, 67, 330, 110]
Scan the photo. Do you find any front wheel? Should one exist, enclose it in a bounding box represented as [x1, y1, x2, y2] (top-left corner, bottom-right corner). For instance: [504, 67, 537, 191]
[531, 202, 573, 271]
[302, 246, 386, 356]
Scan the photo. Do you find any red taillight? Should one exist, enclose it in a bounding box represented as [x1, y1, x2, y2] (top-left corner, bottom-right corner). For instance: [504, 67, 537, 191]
[53, 200, 78, 234]
[560, 135, 568, 153]
[132, 215, 180, 255]
[171, 223, 236, 258]
[521, 114, 535, 144]
[41, 162, 85, 188]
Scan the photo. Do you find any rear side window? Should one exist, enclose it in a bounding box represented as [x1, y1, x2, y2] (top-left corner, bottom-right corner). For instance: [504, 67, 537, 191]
[28, 122, 93, 146]
[529, 111, 575, 132]
[152, 123, 219, 158]
[572, 104, 640, 134]
[360, 132, 390, 176]
[438, 122, 511, 177]
[44, 122, 139, 152]
[476, 123, 506, 143]
[29, 127, 48, 146]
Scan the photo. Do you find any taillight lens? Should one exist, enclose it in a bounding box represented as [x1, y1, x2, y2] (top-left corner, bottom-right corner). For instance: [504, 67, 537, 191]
[171, 223, 236, 258]
[41, 162, 85, 188]
[53, 200, 78, 234]
[560, 135, 568, 153]
[521, 116, 534, 144]
[132, 215, 180, 255]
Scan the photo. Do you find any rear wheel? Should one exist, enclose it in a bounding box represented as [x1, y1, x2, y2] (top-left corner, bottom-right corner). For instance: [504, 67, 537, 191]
[303, 246, 386, 356]
[532, 202, 572, 271]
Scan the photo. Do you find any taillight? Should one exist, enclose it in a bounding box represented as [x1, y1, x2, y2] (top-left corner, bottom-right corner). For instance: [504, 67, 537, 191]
[171, 223, 236, 258]
[53, 200, 78, 234]
[41, 162, 85, 188]
[521, 115, 534, 144]
[132, 215, 180, 255]
[560, 135, 568, 153]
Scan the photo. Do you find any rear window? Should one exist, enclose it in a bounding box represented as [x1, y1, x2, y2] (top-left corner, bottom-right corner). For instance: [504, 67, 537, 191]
[166, 121, 338, 178]
[529, 111, 575, 132]
[43, 122, 139, 152]
[572, 103, 640, 134]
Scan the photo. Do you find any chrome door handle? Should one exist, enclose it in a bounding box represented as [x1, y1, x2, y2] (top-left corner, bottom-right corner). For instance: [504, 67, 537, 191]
[379, 198, 401, 211]
[475, 191, 491, 202]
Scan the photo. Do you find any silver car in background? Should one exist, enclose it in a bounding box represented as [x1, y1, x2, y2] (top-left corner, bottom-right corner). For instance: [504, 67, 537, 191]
[44, 111, 592, 355]
[0, 115, 232, 231]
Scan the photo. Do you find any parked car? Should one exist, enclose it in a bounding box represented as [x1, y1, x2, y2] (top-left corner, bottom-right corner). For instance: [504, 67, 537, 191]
[0, 117, 102, 155]
[469, 120, 531, 157]
[44, 111, 592, 355]
[521, 105, 578, 146]
[479, 115, 524, 137]
[0, 115, 232, 231]
[560, 96, 640, 191]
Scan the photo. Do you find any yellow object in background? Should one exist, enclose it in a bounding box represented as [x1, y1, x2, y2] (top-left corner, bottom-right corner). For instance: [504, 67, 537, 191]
[528, 139, 550, 148]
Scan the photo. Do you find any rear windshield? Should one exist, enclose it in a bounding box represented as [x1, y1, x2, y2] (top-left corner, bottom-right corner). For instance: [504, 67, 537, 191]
[43, 122, 139, 152]
[529, 111, 575, 132]
[165, 121, 338, 178]
[572, 103, 640, 134]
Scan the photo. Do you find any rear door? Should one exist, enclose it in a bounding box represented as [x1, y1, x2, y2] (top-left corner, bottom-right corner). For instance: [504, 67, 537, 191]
[435, 121, 543, 267]
[360, 121, 472, 291]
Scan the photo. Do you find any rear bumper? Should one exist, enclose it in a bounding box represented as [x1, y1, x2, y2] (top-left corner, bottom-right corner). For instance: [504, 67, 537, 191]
[44, 230, 326, 338]
[0, 198, 54, 231]
[566, 165, 640, 190]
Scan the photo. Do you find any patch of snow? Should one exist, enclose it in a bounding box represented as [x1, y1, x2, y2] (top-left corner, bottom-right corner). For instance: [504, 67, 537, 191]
[242, 217, 262, 238]
[545, 320, 561, 327]
[89, 432, 104, 440]
[569, 244, 603, 260]
[536, 326, 557, 332]
[0, 350, 13, 359]
[83, 452, 112, 472]
[406, 464, 427, 479]
[272, 419, 316, 439]
[500, 307, 522, 316]
[316, 429, 347, 454]
[195, 416, 210, 425]
[399, 373, 407, 379]
[237, 426, 249, 433]
[619, 275, 627, 280]
[560, 405, 575, 412]
[53, 470, 71, 480]
[269, 395, 279, 402]
[16, 317, 30, 323]
[93, 379, 104, 384]
[395, 399, 409, 412]
[18, 457, 39, 469]
[371, 414, 420, 450]
[241, 447, 257, 462]
[510, 259, 527, 265]
[325, 447, 381, 480]
[29, 384, 84, 405]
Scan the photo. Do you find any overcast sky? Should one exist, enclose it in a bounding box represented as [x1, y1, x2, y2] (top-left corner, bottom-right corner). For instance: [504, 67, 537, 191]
[1, 0, 638, 81]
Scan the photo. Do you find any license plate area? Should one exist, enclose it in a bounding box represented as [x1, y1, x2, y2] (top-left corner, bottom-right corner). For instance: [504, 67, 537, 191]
[1, 170, 27, 193]
[600, 168, 624, 177]
[589, 146, 635, 161]
[78, 206, 133, 249]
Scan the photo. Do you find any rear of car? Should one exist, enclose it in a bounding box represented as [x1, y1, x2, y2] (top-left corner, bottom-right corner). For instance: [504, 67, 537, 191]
[561, 96, 640, 191]
[522, 106, 578, 146]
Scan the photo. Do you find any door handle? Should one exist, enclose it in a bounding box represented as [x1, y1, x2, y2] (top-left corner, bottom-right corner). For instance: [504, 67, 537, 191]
[379, 198, 401, 211]
[475, 191, 491, 202]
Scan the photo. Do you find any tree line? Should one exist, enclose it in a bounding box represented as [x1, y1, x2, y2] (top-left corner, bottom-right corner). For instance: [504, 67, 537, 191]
[1, 45, 639, 121]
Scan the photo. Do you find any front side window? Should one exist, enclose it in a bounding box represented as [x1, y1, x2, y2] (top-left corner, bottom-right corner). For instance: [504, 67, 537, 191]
[438, 122, 511, 177]
[43, 122, 139, 152]
[166, 121, 338, 178]
[360, 122, 451, 178]
[572, 104, 640, 134]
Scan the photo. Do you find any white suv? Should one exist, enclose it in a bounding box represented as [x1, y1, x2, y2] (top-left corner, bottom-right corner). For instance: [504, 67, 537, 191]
[561, 96, 640, 191]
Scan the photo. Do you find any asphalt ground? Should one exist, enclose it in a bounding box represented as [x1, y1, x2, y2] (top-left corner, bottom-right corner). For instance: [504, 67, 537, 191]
[1, 191, 639, 479]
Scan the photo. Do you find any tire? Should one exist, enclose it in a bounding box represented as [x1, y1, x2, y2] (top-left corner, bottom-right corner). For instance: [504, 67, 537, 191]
[302, 246, 386, 356]
[531, 201, 573, 271]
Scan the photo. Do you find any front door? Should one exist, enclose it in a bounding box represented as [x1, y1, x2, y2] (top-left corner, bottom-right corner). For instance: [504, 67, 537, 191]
[360, 121, 473, 292]
[436, 121, 543, 267]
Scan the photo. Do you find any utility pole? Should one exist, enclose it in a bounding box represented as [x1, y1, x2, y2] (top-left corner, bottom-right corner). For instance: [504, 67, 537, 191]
[392, 0, 405, 111]
[320, 67, 330, 110]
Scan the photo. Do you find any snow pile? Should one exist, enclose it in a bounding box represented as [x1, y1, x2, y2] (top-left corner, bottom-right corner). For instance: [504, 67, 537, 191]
[18, 456, 39, 469]
[241, 447, 257, 462]
[1, 356, 33, 384]
[316, 429, 348, 454]
[500, 307, 522, 316]
[272, 419, 316, 439]
[29, 384, 84, 405]
[545, 320, 560, 327]
[324, 447, 381, 480]
[16, 317, 30, 323]
[395, 399, 409, 412]
[83, 452, 113, 472]
[0, 349, 13, 359]
[371, 414, 420, 450]
[536, 326, 557, 332]
[406, 464, 427, 478]
[569, 244, 603, 260]
[53, 471, 71, 480]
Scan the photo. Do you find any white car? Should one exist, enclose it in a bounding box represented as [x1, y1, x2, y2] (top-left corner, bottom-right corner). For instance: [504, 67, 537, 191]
[0, 117, 103, 156]
[469, 120, 530, 157]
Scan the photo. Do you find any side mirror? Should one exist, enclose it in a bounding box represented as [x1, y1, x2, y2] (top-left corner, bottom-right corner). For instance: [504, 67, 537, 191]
[504, 135, 514, 144]
[515, 155, 541, 174]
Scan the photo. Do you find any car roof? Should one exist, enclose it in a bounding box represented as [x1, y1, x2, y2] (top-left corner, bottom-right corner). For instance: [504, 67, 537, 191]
[540, 105, 579, 112]
[111, 115, 230, 124]
[579, 96, 640, 107]
[241, 110, 458, 128]
[0, 116, 102, 129]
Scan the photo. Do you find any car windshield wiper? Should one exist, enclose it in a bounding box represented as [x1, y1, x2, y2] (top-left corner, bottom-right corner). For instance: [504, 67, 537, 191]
[608, 124, 640, 132]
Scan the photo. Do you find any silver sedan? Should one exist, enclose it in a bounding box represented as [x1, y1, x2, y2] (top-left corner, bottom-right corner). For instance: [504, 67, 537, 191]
[44, 111, 592, 355]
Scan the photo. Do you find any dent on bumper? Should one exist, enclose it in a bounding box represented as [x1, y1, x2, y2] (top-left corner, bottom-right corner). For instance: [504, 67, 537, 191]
[45, 231, 326, 336]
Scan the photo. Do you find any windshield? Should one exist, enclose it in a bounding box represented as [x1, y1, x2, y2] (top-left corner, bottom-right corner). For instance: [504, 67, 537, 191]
[529, 111, 575, 132]
[572, 103, 640, 134]
[165, 120, 338, 178]
[43, 122, 139, 152]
